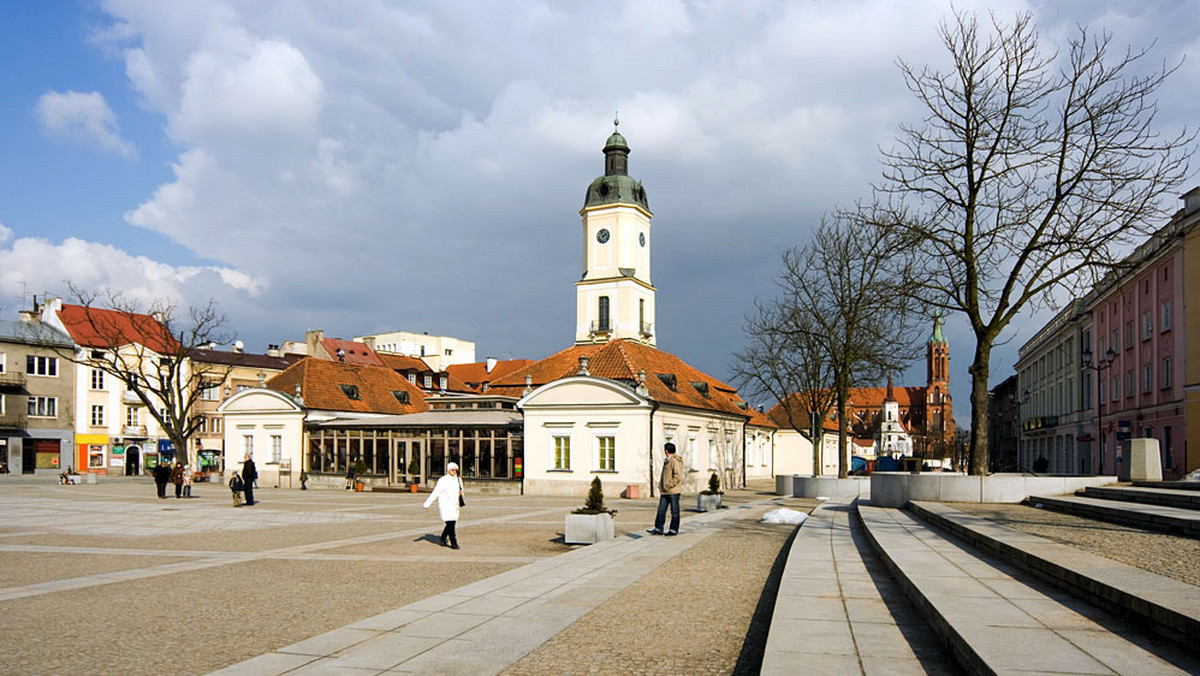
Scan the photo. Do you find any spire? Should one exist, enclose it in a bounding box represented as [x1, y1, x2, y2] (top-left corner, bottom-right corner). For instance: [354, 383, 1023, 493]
[885, 376, 896, 402]
[585, 116, 649, 211]
[603, 113, 630, 176]
[930, 310, 946, 344]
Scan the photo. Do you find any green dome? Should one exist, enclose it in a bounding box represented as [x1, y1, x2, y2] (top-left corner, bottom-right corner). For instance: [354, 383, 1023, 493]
[584, 174, 650, 211]
[605, 130, 629, 151]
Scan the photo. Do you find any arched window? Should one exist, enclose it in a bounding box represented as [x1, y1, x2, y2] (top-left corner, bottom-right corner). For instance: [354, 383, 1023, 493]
[598, 296, 610, 331]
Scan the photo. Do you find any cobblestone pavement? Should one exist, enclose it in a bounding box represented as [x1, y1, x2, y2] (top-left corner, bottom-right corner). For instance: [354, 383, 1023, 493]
[0, 477, 807, 676]
[950, 500, 1200, 586]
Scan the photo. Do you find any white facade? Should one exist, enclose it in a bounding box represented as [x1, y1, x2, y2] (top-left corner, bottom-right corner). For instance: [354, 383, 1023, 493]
[217, 388, 306, 488]
[518, 376, 745, 497]
[576, 203, 656, 345]
[353, 330, 476, 371]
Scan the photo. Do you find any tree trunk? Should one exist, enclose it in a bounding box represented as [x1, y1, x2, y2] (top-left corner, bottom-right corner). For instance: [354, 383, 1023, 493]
[836, 390, 850, 479]
[968, 340, 991, 476]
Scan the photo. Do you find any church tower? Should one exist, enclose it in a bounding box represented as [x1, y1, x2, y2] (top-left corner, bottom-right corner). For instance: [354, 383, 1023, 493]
[575, 117, 656, 346]
[926, 312, 951, 439]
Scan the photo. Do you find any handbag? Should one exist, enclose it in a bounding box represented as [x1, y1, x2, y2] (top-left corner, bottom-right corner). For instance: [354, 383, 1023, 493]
[458, 477, 466, 507]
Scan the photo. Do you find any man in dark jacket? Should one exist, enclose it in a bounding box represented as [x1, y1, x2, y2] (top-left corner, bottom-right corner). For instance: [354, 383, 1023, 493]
[153, 462, 169, 498]
[242, 453, 258, 506]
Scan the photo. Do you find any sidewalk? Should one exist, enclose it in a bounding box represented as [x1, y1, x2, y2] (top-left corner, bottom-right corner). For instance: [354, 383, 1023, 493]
[211, 500, 777, 675]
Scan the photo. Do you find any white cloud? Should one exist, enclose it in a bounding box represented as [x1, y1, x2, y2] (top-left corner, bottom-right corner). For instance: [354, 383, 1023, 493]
[171, 36, 324, 147]
[34, 90, 136, 158]
[0, 234, 264, 309]
[0, 221, 11, 245]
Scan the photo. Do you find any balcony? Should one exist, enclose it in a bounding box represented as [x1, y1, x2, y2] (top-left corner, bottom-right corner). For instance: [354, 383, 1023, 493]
[0, 411, 27, 429]
[640, 321, 653, 338]
[589, 320, 612, 336]
[122, 425, 148, 437]
[122, 391, 142, 405]
[0, 372, 26, 389]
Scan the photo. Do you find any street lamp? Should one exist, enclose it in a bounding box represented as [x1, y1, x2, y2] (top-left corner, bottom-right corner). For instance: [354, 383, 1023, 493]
[1016, 388, 1030, 471]
[1082, 346, 1117, 474]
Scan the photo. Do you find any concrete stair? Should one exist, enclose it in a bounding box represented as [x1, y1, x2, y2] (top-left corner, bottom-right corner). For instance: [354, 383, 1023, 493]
[1080, 484, 1200, 510]
[857, 503, 1200, 675]
[1027, 493, 1200, 536]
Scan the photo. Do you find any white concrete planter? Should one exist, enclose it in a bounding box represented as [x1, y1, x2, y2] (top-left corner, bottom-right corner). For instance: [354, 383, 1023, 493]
[697, 493, 722, 512]
[564, 512, 614, 544]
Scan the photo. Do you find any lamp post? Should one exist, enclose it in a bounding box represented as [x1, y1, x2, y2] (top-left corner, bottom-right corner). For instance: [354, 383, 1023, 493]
[1082, 346, 1117, 475]
[1015, 388, 1030, 471]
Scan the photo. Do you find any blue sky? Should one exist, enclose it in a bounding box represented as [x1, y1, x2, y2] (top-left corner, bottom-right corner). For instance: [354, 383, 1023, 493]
[0, 0, 1197, 424]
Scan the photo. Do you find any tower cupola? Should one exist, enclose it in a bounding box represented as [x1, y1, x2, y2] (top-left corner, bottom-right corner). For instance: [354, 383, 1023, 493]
[585, 115, 650, 212]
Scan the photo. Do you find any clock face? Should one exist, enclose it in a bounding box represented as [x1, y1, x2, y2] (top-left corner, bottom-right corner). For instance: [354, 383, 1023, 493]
[639, 232, 645, 247]
[596, 228, 610, 244]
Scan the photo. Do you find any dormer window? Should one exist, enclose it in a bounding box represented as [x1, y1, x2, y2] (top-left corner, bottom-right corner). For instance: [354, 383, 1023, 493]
[392, 391, 410, 405]
[691, 382, 709, 398]
[339, 384, 361, 400]
[656, 373, 677, 392]
[408, 373, 417, 385]
[439, 376, 448, 390]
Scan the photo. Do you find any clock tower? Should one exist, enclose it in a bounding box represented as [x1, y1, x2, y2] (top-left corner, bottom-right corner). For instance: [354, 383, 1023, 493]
[575, 118, 656, 346]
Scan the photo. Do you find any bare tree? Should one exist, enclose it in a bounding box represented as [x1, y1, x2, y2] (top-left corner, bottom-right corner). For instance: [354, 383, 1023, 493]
[33, 288, 237, 469]
[739, 211, 918, 478]
[733, 301, 836, 477]
[880, 10, 1193, 474]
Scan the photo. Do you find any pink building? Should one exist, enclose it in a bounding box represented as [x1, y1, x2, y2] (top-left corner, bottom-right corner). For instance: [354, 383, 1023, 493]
[1087, 188, 1198, 480]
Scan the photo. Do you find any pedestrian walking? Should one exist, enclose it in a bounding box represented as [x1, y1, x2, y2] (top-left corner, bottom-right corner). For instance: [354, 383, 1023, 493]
[647, 442, 683, 536]
[171, 461, 184, 499]
[423, 462, 464, 549]
[182, 464, 193, 498]
[153, 462, 169, 499]
[242, 453, 258, 506]
[229, 471, 244, 507]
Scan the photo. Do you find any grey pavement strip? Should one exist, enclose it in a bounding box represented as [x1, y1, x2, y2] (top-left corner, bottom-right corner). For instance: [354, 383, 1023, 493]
[208, 499, 781, 676]
[0, 506, 567, 602]
[761, 498, 958, 676]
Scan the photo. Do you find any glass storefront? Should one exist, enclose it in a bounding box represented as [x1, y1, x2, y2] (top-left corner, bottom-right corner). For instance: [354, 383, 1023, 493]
[306, 426, 522, 482]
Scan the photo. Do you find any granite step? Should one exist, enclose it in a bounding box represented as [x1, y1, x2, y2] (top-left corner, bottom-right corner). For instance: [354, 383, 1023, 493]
[761, 498, 960, 675]
[908, 500, 1200, 651]
[858, 504, 1200, 675]
[1029, 493, 1200, 537]
[1080, 485, 1200, 510]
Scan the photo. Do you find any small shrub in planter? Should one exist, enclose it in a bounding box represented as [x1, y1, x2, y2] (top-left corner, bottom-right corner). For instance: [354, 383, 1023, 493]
[697, 472, 723, 512]
[565, 477, 617, 544]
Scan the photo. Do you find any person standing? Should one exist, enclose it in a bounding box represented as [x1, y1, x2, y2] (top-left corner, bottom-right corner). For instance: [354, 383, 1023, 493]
[182, 464, 193, 498]
[228, 471, 244, 507]
[242, 453, 258, 506]
[647, 442, 683, 536]
[423, 462, 464, 549]
[171, 461, 185, 499]
[153, 462, 169, 499]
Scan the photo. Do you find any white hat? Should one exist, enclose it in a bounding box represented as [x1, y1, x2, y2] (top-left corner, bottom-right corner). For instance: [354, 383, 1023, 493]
[447, 462, 459, 471]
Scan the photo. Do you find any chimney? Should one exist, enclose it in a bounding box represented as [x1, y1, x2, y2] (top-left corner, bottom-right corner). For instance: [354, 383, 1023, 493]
[267, 344, 280, 357]
[294, 383, 303, 405]
[361, 336, 377, 351]
[636, 369, 648, 397]
[486, 357, 498, 373]
[578, 355, 590, 376]
[523, 374, 533, 396]
[1184, 186, 1200, 216]
[305, 329, 324, 358]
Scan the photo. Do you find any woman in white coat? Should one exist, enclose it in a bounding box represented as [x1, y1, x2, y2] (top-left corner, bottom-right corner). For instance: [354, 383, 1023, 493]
[423, 462, 464, 549]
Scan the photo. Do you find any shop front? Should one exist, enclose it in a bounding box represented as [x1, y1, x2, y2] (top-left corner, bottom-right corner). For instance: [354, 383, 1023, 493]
[76, 433, 110, 475]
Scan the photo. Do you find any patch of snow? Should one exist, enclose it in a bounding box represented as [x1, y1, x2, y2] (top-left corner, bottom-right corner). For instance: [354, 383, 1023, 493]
[762, 508, 809, 525]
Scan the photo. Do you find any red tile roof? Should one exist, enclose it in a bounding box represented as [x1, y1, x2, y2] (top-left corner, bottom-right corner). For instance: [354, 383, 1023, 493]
[56, 303, 178, 353]
[376, 353, 475, 393]
[487, 340, 750, 418]
[321, 338, 385, 366]
[447, 360, 536, 389]
[266, 359, 428, 414]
